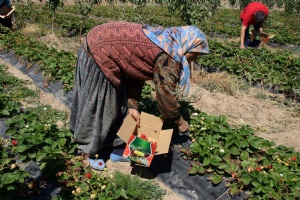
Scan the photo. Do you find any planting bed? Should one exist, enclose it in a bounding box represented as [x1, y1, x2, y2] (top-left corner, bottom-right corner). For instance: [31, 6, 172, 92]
[0, 51, 246, 200]
[1, 1, 300, 199]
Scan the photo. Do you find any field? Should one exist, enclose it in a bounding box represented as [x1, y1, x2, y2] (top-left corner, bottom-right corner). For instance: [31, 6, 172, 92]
[1, 1, 300, 199]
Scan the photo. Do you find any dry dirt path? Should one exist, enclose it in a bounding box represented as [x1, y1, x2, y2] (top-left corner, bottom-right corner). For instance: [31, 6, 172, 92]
[189, 86, 300, 152]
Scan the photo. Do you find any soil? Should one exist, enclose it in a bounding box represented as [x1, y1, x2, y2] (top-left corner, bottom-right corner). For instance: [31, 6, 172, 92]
[1, 27, 299, 199]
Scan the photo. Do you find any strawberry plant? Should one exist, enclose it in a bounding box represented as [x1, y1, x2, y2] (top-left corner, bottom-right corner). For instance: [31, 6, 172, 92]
[4, 105, 75, 176]
[56, 154, 166, 199]
[183, 111, 300, 199]
[0, 65, 35, 117]
[0, 137, 30, 198]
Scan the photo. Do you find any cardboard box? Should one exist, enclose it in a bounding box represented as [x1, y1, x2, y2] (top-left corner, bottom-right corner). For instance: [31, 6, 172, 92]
[117, 112, 173, 166]
[123, 135, 157, 167]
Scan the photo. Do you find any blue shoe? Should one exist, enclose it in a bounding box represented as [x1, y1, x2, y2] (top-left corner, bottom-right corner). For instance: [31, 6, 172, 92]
[110, 149, 130, 163]
[87, 158, 106, 170]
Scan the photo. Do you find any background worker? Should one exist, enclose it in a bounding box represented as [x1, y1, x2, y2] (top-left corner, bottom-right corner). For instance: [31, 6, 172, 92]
[240, 1, 269, 49]
[70, 22, 209, 170]
[0, 0, 13, 29]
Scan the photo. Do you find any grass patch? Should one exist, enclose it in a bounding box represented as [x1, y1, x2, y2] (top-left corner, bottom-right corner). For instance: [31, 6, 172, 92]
[114, 171, 167, 200]
[192, 71, 250, 96]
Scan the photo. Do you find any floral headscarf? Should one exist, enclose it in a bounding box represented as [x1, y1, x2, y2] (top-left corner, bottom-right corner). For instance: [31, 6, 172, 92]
[142, 25, 209, 94]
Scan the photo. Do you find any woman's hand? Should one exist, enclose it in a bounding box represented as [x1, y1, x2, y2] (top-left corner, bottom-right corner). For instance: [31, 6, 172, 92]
[128, 108, 141, 127]
[174, 116, 189, 133]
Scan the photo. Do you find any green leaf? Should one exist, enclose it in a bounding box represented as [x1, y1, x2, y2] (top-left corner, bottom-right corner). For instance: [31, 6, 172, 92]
[189, 167, 197, 174]
[7, 185, 15, 190]
[52, 149, 63, 154]
[44, 138, 53, 144]
[1, 158, 12, 165]
[250, 140, 260, 149]
[5, 129, 16, 135]
[240, 140, 248, 148]
[113, 189, 128, 199]
[203, 158, 211, 166]
[229, 185, 239, 195]
[254, 185, 262, 193]
[191, 161, 200, 167]
[208, 174, 223, 184]
[197, 166, 205, 174]
[218, 163, 229, 170]
[210, 156, 222, 166]
[230, 147, 240, 155]
[57, 138, 66, 146]
[0, 109, 10, 115]
[1, 173, 18, 185]
[240, 151, 249, 161]
[36, 152, 47, 162]
[28, 153, 36, 159]
[14, 145, 27, 153]
[51, 142, 58, 151]
[222, 154, 231, 164]
[207, 135, 213, 146]
[43, 146, 52, 153]
[18, 154, 27, 161]
[241, 174, 252, 185]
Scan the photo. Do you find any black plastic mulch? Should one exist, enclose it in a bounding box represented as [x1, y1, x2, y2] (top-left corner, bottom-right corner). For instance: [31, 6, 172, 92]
[0, 51, 246, 200]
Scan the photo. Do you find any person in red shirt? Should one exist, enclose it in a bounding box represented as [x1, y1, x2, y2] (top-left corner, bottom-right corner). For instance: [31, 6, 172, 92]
[240, 2, 269, 49]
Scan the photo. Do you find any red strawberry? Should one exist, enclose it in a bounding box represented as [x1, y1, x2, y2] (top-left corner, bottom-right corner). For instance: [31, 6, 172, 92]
[291, 156, 297, 161]
[256, 167, 261, 171]
[267, 165, 272, 169]
[11, 140, 18, 146]
[85, 173, 92, 179]
[140, 134, 147, 140]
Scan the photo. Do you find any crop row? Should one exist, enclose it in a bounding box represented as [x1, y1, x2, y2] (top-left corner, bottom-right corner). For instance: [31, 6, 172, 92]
[0, 64, 166, 199]
[2, 26, 299, 99]
[200, 39, 300, 98]
[1, 27, 300, 200]
[15, 4, 300, 45]
[19, 4, 300, 45]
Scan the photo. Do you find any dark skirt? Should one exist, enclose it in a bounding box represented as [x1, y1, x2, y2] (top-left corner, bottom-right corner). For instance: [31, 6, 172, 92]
[70, 39, 128, 157]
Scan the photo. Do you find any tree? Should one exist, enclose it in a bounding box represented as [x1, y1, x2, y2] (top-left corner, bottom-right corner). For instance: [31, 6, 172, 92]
[75, 0, 101, 38]
[164, 0, 220, 25]
[46, 0, 64, 35]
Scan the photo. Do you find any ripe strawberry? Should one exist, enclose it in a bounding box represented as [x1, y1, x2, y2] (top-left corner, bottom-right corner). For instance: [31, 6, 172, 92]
[85, 173, 92, 179]
[256, 167, 261, 171]
[11, 140, 18, 146]
[140, 134, 147, 140]
[267, 165, 272, 169]
[291, 156, 297, 161]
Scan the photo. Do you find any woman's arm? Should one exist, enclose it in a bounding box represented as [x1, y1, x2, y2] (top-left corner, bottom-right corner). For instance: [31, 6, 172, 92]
[126, 78, 144, 126]
[153, 53, 189, 133]
[240, 25, 247, 49]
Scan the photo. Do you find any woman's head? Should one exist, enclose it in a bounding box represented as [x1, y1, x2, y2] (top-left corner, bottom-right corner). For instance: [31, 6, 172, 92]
[142, 24, 209, 93]
[183, 26, 209, 53]
[181, 25, 209, 62]
[254, 11, 266, 23]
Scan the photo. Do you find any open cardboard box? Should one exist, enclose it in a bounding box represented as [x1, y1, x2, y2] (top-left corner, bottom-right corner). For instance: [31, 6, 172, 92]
[117, 112, 173, 166]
